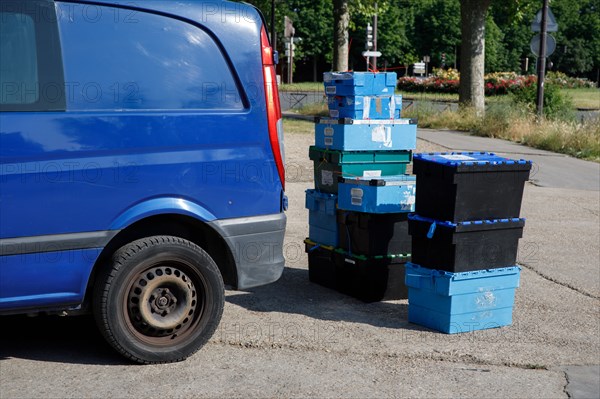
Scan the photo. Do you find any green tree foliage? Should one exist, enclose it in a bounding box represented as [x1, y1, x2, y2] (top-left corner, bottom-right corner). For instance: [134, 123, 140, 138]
[244, 0, 599, 81]
[550, 0, 600, 78]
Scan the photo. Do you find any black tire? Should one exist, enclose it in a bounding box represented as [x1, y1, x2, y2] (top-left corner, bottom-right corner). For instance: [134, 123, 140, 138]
[93, 236, 224, 364]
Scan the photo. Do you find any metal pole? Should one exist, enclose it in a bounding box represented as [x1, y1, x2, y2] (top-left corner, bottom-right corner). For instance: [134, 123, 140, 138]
[536, 0, 549, 118]
[289, 38, 294, 84]
[373, 3, 378, 71]
[270, 0, 276, 51]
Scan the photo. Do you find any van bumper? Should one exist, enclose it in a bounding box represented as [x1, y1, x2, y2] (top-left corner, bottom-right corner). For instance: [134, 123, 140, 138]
[209, 213, 286, 290]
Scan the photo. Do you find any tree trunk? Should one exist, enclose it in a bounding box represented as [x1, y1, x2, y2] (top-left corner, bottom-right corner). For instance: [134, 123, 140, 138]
[333, 0, 350, 72]
[459, 0, 491, 115]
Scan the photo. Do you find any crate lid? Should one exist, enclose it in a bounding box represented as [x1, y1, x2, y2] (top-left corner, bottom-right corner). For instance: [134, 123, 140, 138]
[323, 71, 397, 82]
[315, 117, 417, 126]
[309, 146, 412, 164]
[408, 214, 525, 233]
[406, 262, 521, 277]
[334, 248, 411, 261]
[304, 238, 335, 252]
[414, 152, 532, 172]
[305, 189, 337, 200]
[338, 174, 416, 186]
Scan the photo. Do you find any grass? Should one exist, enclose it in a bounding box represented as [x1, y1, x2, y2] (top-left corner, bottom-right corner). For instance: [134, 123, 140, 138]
[403, 103, 600, 162]
[561, 88, 600, 109]
[281, 82, 598, 109]
[284, 82, 599, 162]
[280, 82, 323, 92]
[283, 118, 315, 134]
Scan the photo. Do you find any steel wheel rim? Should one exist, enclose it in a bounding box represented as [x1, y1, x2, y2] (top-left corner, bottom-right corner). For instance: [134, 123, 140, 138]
[124, 261, 207, 345]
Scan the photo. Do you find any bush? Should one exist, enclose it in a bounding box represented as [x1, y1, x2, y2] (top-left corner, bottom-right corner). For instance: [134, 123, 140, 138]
[546, 71, 596, 89]
[397, 70, 596, 95]
[511, 83, 576, 121]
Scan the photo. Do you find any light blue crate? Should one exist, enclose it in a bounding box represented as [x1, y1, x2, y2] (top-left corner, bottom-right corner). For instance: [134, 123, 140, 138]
[315, 118, 417, 151]
[404, 263, 521, 334]
[408, 305, 515, 334]
[306, 189, 338, 247]
[337, 175, 416, 214]
[323, 72, 397, 96]
[328, 95, 402, 119]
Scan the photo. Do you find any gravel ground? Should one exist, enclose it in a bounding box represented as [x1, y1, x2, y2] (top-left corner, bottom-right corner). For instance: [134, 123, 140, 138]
[0, 120, 598, 398]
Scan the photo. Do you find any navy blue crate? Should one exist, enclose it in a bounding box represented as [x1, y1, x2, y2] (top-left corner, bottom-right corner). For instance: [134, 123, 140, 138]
[306, 189, 338, 247]
[337, 175, 416, 213]
[405, 263, 521, 334]
[323, 72, 397, 96]
[328, 95, 402, 119]
[314, 118, 417, 151]
[413, 152, 532, 221]
[408, 214, 525, 273]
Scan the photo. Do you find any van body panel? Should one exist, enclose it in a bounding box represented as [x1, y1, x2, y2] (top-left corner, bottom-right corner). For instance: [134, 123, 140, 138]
[0, 0, 286, 314]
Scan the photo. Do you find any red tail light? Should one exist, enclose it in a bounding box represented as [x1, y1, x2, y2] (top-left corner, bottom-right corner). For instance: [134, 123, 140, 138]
[261, 26, 285, 190]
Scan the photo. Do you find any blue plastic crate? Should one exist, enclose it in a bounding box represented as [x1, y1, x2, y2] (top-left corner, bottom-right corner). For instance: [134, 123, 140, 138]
[305, 189, 338, 247]
[404, 263, 521, 334]
[328, 95, 402, 119]
[323, 72, 397, 96]
[337, 175, 416, 213]
[314, 118, 417, 151]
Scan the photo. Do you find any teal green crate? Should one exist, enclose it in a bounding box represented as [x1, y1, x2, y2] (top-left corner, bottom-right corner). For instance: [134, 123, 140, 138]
[309, 146, 412, 194]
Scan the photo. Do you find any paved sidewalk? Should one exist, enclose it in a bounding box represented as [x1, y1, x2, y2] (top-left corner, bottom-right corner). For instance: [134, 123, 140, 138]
[418, 128, 600, 191]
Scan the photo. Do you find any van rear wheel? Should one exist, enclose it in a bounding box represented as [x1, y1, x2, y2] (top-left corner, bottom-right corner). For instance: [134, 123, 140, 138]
[93, 236, 224, 364]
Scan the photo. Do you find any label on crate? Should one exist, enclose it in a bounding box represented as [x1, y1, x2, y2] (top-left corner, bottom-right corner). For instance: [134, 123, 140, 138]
[350, 188, 364, 206]
[439, 154, 477, 161]
[324, 127, 334, 136]
[371, 125, 393, 148]
[363, 96, 371, 119]
[324, 137, 334, 146]
[329, 110, 339, 118]
[362, 170, 382, 178]
[321, 170, 334, 186]
[325, 86, 336, 95]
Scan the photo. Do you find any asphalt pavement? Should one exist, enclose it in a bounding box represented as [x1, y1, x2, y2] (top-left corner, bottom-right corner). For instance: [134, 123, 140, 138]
[417, 128, 600, 398]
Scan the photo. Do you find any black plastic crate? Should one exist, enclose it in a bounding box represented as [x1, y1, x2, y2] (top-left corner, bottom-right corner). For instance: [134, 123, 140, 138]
[304, 239, 409, 302]
[337, 211, 411, 256]
[305, 240, 337, 289]
[333, 251, 410, 302]
[413, 152, 532, 221]
[408, 214, 525, 273]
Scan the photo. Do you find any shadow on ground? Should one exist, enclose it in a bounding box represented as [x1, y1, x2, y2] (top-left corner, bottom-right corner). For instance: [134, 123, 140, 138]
[0, 314, 128, 365]
[227, 266, 429, 333]
[0, 266, 430, 365]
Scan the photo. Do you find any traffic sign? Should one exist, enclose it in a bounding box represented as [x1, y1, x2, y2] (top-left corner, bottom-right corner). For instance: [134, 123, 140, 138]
[362, 51, 382, 57]
[413, 62, 426, 74]
[530, 34, 557, 57]
[531, 8, 558, 32]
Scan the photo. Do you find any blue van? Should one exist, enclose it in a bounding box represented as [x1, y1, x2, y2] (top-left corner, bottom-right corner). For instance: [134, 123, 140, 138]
[0, 0, 286, 363]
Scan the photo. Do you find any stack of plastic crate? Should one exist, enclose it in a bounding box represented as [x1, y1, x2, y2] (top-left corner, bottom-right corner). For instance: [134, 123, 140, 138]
[406, 152, 532, 333]
[304, 71, 417, 302]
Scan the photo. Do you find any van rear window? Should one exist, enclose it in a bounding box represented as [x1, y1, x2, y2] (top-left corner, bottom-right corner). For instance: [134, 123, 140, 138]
[0, 0, 65, 112]
[57, 3, 244, 111]
[0, 13, 39, 105]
